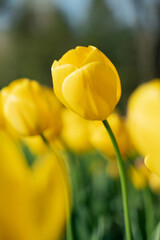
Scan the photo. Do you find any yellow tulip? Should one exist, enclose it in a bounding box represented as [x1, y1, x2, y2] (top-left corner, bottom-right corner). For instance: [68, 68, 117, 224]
[148, 172, 160, 193]
[0, 94, 5, 129]
[129, 160, 149, 190]
[127, 79, 160, 157]
[61, 108, 91, 152]
[20, 87, 62, 154]
[145, 153, 160, 178]
[0, 131, 69, 240]
[1, 79, 61, 136]
[32, 152, 70, 240]
[51, 46, 121, 120]
[42, 87, 62, 140]
[21, 135, 47, 155]
[89, 112, 131, 158]
[0, 131, 36, 240]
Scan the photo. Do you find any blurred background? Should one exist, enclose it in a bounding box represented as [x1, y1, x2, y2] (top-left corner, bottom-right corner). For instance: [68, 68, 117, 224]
[0, 0, 160, 111]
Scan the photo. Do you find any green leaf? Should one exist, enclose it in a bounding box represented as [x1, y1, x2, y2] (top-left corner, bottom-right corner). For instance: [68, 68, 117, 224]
[150, 223, 160, 240]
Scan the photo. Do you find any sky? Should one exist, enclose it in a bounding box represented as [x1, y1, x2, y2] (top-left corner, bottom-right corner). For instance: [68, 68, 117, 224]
[0, 0, 152, 31]
[106, 0, 136, 27]
[53, 0, 92, 26]
[54, 0, 137, 27]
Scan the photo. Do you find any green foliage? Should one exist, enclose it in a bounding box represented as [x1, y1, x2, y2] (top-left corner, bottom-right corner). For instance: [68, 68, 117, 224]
[67, 151, 123, 240]
[149, 223, 160, 240]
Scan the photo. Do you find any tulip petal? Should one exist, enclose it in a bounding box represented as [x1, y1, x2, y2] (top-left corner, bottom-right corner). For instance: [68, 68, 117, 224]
[62, 62, 118, 120]
[58, 46, 92, 68]
[83, 47, 121, 101]
[127, 80, 160, 156]
[145, 154, 160, 178]
[51, 64, 77, 107]
[1, 80, 51, 135]
[83, 46, 106, 66]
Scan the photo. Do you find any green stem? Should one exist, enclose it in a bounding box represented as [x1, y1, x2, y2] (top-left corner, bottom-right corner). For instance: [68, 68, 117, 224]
[103, 120, 133, 240]
[143, 187, 155, 239]
[40, 134, 73, 240]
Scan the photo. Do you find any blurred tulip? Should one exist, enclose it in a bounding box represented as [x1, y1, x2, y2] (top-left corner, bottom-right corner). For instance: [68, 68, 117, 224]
[127, 79, 160, 157]
[145, 153, 160, 178]
[21, 135, 47, 155]
[0, 131, 36, 240]
[0, 94, 5, 129]
[148, 172, 160, 193]
[0, 131, 69, 240]
[1, 79, 61, 137]
[89, 112, 131, 158]
[32, 152, 70, 240]
[61, 108, 91, 152]
[51, 46, 121, 120]
[129, 160, 148, 190]
[42, 87, 62, 140]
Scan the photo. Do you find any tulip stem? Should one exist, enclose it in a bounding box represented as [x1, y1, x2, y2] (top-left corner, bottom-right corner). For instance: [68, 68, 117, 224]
[143, 187, 155, 239]
[102, 120, 133, 240]
[40, 134, 73, 240]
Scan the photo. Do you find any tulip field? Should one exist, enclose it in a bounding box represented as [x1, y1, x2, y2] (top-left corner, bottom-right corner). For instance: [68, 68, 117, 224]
[0, 46, 160, 240]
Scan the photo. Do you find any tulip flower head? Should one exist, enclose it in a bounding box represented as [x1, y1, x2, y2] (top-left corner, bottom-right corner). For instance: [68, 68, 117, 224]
[127, 79, 160, 157]
[0, 131, 69, 240]
[1, 79, 61, 136]
[127, 79, 160, 181]
[51, 46, 121, 120]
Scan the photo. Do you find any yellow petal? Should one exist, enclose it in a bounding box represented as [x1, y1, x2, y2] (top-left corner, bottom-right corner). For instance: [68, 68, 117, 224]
[58, 46, 92, 68]
[83, 46, 121, 101]
[129, 165, 147, 190]
[0, 131, 36, 240]
[148, 172, 160, 193]
[145, 154, 160, 178]
[83, 46, 106, 66]
[32, 153, 69, 240]
[51, 64, 77, 107]
[127, 79, 160, 156]
[0, 93, 5, 128]
[61, 108, 91, 152]
[1, 79, 52, 136]
[62, 62, 118, 120]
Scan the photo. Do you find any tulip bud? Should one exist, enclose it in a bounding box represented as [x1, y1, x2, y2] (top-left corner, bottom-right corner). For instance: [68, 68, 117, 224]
[1, 79, 60, 136]
[32, 152, 70, 240]
[51, 46, 121, 120]
[127, 79, 160, 157]
[0, 131, 70, 240]
[0, 131, 36, 240]
[127, 79, 160, 177]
